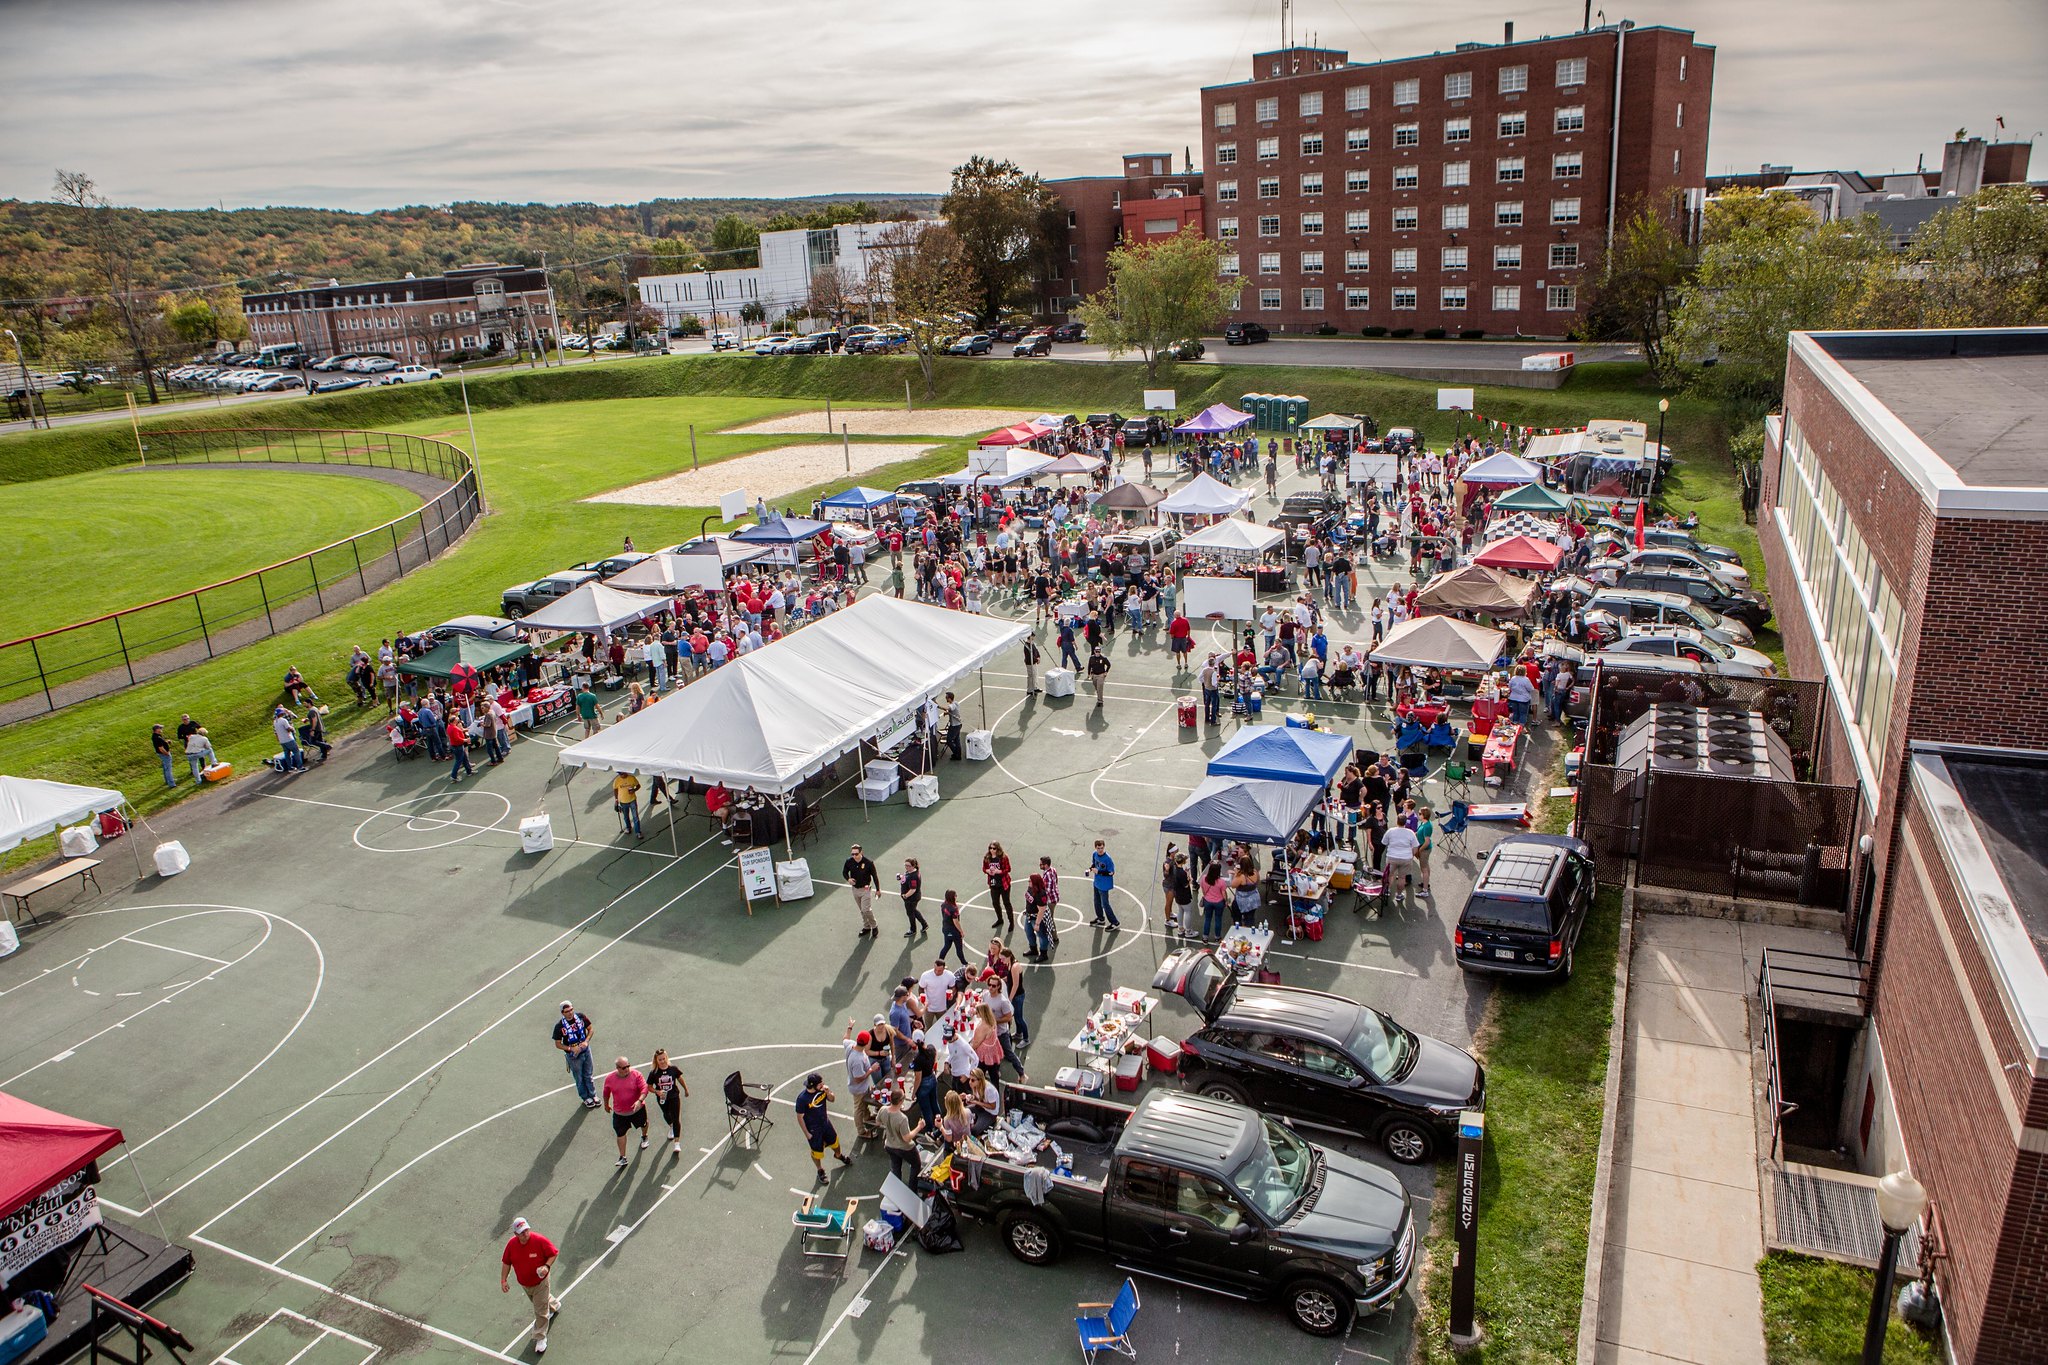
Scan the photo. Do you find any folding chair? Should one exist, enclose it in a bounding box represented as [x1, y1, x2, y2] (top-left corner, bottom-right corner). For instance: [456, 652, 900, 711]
[792, 1192, 866, 1271]
[1439, 800, 1472, 856]
[723, 1070, 774, 1149]
[1075, 1278, 1141, 1362]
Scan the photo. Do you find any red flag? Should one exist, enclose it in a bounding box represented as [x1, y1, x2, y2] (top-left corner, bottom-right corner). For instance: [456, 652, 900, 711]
[1632, 497, 1646, 550]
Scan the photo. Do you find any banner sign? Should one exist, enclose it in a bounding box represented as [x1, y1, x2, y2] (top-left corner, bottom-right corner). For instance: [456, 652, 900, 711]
[0, 1172, 101, 1286]
[738, 847, 777, 902]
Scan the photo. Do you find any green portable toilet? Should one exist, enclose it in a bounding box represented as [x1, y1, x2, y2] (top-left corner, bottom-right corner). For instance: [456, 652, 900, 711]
[1240, 393, 1265, 428]
[1287, 395, 1311, 429]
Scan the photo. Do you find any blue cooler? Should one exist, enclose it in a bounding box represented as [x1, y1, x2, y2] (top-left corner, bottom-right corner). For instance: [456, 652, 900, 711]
[0, 1305, 48, 1365]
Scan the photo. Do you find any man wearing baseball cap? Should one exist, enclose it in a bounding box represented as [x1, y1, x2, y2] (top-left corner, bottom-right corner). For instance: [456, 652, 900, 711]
[499, 1216, 559, 1354]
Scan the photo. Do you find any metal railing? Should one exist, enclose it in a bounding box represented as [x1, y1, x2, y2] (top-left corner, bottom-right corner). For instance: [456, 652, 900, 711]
[0, 427, 483, 724]
[1758, 946, 1869, 1159]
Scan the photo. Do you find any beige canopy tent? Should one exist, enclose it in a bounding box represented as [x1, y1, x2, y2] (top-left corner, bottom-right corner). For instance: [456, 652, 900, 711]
[1413, 564, 1540, 616]
[1368, 615, 1507, 671]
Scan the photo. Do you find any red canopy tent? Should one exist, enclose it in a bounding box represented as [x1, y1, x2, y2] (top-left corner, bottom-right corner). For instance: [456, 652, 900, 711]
[1471, 534, 1565, 573]
[976, 423, 1044, 448]
[0, 1092, 123, 1215]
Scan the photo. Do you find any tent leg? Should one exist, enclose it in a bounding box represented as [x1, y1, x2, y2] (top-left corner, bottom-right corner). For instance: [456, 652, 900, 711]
[977, 668, 988, 730]
[668, 791, 680, 856]
[565, 770, 579, 840]
[125, 803, 145, 879]
[781, 798, 794, 863]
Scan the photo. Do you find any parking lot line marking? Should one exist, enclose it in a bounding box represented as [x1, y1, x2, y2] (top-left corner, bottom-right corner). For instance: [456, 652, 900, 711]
[122, 935, 233, 966]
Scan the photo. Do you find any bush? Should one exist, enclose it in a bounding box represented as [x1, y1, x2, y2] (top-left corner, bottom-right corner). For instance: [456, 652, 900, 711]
[1314, 323, 1339, 336]
[1390, 327, 1414, 338]
[1362, 326, 1388, 338]
[672, 316, 705, 337]
[1460, 330, 1486, 340]
[1423, 327, 1447, 340]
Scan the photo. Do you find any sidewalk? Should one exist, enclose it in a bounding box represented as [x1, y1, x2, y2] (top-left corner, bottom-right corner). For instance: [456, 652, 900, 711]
[1594, 913, 1768, 1364]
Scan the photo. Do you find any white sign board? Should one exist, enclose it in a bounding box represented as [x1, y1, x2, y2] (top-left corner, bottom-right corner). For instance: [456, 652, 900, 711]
[1437, 387, 1476, 411]
[1142, 389, 1177, 411]
[1182, 575, 1258, 622]
[738, 846, 777, 902]
[718, 489, 749, 523]
[672, 554, 726, 592]
[1349, 451, 1398, 485]
[967, 447, 1007, 477]
[0, 1172, 101, 1284]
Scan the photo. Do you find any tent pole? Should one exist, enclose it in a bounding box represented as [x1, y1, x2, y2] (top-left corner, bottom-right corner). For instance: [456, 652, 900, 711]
[781, 796, 794, 862]
[124, 803, 144, 878]
[977, 668, 988, 730]
[668, 784, 680, 855]
[565, 770, 579, 839]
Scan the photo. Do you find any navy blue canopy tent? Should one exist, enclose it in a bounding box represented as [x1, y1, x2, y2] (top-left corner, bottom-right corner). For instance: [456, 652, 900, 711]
[820, 486, 898, 512]
[1159, 776, 1323, 846]
[732, 514, 831, 545]
[1206, 724, 1354, 787]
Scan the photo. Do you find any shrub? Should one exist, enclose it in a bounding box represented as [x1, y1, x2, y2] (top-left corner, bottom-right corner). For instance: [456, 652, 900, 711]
[1423, 327, 1447, 340]
[1363, 326, 1389, 338]
[1390, 327, 1414, 338]
[1314, 323, 1338, 336]
[1460, 330, 1486, 340]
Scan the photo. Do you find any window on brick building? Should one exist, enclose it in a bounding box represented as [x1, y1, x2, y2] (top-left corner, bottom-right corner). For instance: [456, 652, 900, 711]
[1300, 133, 1323, 157]
[1679, 55, 1687, 81]
[1345, 287, 1371, 309]
[1299, 91, 1323, 117]
[1499, 64, 1528, 93]
[1392, 287, 1417, 309]
[1551, 197, 1581, 224]
[1499, 111, 1527, 138]
[1442, 203, 1469, 230]
[1345, 209, 1370, 232]
[1495, 201, 1523, 226]
[1555, 105, 1585, 133]
[1258, 288, 1282, 310]
[1444, 116, 1471, 143]
[1217, 217, 1239, 238]
[1219, 254, 1240, 276]
[1143, 219, 1176, 234]
[1216, 142, 1238, 164]
[1443, 161, 1470, 187]
[1346, 169, 1370, 192]
[1300, 250, 1324, 273]
[1442, 246, 1468, 270]
[1441, 286, 1467, 309]
[1301, 287, 1325, 309]
[1547, 285, 1577, 310]
[1255, 96, 1279, 121]
[1258, 215, 1281, 236]
[1393, 166, 1419, 190]
[1496, 156, 1524, 183]
[1673, 148, 1681, 174]
[1217, 180, 1239, 202]
[1491, 285, 1521, 310]
[1394, 123, 1419, 148]
[1300, 211, 1324, 234]
[1345, 85, 1370, 111]
[1392, 206, 1418, 230]
[1345, 127, 1370, 152]
[1554, 151, 1584, 178]
[1556, 57, 1586, 86]
[1258, 252, 1282, 274]
[1344, 249, 1370, 271]
[1393, 78, 1419, 105]
[1391, 248, 1418, 271]
[1257, 137, 1280, 159]
[1258, 177, 1280, 198]
[1216, 103, 1237, 127]
[1549, 243, 1579, 267]
[1300, 173, 1323, 195]
[1445, 71, 1472, 99]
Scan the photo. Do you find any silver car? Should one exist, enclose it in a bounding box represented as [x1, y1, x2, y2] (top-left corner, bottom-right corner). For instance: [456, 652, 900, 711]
[1584, 588, 1755, 647]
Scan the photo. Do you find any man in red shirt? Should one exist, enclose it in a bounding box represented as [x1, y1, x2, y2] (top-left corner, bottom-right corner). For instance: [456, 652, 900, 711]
[500, 1216, 559, 1354]
[602, 1054, 651, 1167]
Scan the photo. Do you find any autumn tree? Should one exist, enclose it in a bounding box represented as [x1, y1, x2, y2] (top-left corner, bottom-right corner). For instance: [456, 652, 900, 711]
[1585, 197, 1696, 381]
[1075, 229, 1241, 379]
[1845, 184, 2048, 330]
[805, 265, 849, 327]
[709, 215, 762, 269]
[939, 156, 1065, 321]
[877, 222, 974, 398]
[53, 170, 169, 401]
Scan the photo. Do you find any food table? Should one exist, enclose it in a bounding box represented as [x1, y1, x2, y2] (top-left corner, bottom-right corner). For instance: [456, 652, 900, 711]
[1394, 698, 1449, 729]
[501, 684, 571, 730]
[1216, 925, 1275, 978]
[1482, 723, 1524, 783]
[1065, 989, 1158, 1079]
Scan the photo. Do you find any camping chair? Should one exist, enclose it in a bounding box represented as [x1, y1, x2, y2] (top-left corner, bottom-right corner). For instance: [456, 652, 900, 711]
[1075, 1278, 1141, 1362]
[723, 1070, 774, 1150]
[792, 1191, 866, 1271]
[1439, 800, 1472, 856]
[792, 804, 824, 848]
[1440, 735, 1473, 793]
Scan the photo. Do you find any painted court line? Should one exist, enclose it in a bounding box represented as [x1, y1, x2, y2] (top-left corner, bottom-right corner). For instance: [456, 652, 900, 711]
[122, 935, 233, 966]
[259, 790, 681, 859]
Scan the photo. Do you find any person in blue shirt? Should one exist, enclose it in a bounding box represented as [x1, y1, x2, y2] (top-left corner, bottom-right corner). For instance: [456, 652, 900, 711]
[1088, 840, 1121, 929]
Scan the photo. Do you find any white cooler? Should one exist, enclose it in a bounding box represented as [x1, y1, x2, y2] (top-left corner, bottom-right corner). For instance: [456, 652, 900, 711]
[963, 730, 993, 761]
[775, 859, 815, 900]
[0, 919, 18, 958]
[154, 841, 190, 877]
[1044, 668, 1076, 699]
[856, 777, 898, 803]
[519, 815, 555, 854]
[906, 774, 940, 808]
[59, 824, 98, 857]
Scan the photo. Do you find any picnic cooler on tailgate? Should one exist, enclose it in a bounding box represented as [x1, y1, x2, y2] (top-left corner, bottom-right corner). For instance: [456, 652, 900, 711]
[1054, 1066, 1106, 1096]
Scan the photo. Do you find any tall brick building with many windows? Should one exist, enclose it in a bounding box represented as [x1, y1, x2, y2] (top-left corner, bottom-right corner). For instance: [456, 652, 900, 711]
[1194, 23, 1711, 336]
[1762, 329, 2048, 1363]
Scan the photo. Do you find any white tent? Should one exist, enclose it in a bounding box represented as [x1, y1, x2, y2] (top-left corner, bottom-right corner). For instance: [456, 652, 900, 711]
[520, 582, 671, 632]
[1180, 519, 1284, 557]
[944, 449, 1054, 486]
[0, 776, 125, 853]
[1159, 472, 1251, 517]
[1460, 451, 1544, 485]
[1299, 413, 1364, 432]
[556, 595, 1029, 795]
[607, 553, 725, 595]
[1035, 452, 1106, 477]
[1369, 615, 1507, 671]
[668, 535, 775, 570]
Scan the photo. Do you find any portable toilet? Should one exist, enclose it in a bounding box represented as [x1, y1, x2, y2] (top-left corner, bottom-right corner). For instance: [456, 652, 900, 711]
[1286, 396, 1311, 429]
[1241, 393, 1267, 428]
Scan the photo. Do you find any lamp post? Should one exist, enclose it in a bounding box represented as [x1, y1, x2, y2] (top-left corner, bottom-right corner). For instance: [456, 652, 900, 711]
[1654, 396, 1669, 466]
[1862, 1170, 1928, 1364]
[701, 265, 716, 345]
[3, 327, 44, 429]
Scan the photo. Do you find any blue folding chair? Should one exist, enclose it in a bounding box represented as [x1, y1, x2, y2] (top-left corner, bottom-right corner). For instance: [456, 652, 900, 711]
[1440, 799, 1472, 855]
[1075, 1278, 1140, 1361]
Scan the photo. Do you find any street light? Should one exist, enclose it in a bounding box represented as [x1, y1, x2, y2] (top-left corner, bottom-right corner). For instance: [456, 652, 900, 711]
[3, 327, 44, 429]
[1655, 396, 1670, 468]
[1862, 1170, 1928, 1364]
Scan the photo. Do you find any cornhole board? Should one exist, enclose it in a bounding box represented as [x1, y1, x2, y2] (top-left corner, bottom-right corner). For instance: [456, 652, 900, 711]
[1466, 803, 1529, 823]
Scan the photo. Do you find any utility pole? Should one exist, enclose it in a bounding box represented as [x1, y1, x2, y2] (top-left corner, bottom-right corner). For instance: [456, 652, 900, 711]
[3, 328, 44, 429]
[540, 250, 564, 367]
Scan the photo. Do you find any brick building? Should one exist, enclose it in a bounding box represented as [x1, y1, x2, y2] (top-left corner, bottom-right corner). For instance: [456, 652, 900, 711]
[1197, 22, 1711, 336]
[1043, 153, 1205, 317]
[1761, 328, 2048, 1362]
[243, 262, 557, 362]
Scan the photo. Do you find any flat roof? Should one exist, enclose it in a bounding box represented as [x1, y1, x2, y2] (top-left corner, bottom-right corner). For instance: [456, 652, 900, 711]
[1808, 330, 2048, 491]
[1945, 754, 2048, 966]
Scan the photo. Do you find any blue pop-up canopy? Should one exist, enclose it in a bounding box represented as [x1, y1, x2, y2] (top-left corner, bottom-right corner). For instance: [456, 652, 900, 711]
[820, 486, 898, 511]
[732, 514, 831, 544]
[1206, 724, 1354, 787]
[1159, 776, 1322, 845]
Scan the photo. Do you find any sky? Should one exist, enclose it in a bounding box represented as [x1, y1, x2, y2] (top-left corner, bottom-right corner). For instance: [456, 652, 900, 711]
[1, 0, 2043, 211]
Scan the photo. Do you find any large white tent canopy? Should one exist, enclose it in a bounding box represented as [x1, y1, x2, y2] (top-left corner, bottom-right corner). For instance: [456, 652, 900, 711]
[607, 553, 725, 594]
[1159, 473, 1251, 517]
[1179, 518, 1284, 556]
[1299, 413, 1364, 432]
[1460, 451, 1545, 485]
[1369, 615, 1507, 670]
[944, 449, 1054, 487]
[520, 582, 671, 632]
[556, 595, 1029, 794]
[0, 776, 125, 853]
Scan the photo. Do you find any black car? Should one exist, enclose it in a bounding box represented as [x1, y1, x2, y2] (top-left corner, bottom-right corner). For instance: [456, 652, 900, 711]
[1120, 415, 1167, 447]
[990, 323, 1026, 342]
[1154, 949, 1484, 1163]
[1224, 321, 1271, 345]
[1453, 834, 1597, 980]
[1618, 568, 1771, 630]
[1012, 331, 1052, 357]
[1050, 321, 1086, 343]
[781, 335, 830, 355]
[1084, 412, 1125, 432]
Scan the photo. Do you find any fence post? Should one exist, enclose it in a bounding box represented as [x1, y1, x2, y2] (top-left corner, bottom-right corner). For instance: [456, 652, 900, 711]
[351, 537, 369, 594]
[391, 522, 405, 572]
[309, 555, 325, 613]
[194, 594, 214, 658]
[28, 637, 54, 713]
[111, 613, 136, 686]
[256, 571, 278, 633]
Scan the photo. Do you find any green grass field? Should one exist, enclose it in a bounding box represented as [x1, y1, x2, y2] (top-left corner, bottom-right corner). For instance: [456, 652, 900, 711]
[0, 466, 422, 644]
[1758, 1252, 1943, 1365]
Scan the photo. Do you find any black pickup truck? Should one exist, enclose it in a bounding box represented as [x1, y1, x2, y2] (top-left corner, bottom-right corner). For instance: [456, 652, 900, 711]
[948, 1085, 1414, 1337]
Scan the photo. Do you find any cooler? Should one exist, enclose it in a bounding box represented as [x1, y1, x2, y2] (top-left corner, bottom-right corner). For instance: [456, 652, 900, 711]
[201, 762, 233, 782]
[1247, 690, 1263, 717]
[58, 824, 98, 857]
[906, 774, 940, 808]
[153, 841, 190, 877]
[864, 759, 900, 782]
[519, 815, 555, 854]
[856, 777, 899, 803]
[1176, 698, 1197, 729]
[1044, 668, 1076, 698]
[1113, 1053, 1147, 1092]
[963, 729, 993, 761]
[0, 1305, 49, 1365]
[776, 859, 815, 900]
[1054, 1066, 1106, 1096]
[1146, 1038, 1183, 1075]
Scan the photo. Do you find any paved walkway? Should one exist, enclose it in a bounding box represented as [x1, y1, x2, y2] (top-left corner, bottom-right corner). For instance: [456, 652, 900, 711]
[1596, 913, 1771, 1364]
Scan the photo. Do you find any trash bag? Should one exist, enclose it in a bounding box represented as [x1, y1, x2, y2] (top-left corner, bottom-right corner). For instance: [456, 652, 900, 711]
[916, 1193, 965, 1255]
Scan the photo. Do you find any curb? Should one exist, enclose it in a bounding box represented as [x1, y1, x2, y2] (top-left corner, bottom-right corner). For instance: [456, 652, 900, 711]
[1576, 886, 1634, 1364]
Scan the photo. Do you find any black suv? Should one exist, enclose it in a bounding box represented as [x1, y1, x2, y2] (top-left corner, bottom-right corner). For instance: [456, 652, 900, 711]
[1618, 568, 1771, 630]
[1050, 321, 1087, 342]
[1120, 415, 1167, 447]
[1224, 321, 1271, 345]
[1154, 949, 1484, 1163]
[1453, 835, 1597, 981]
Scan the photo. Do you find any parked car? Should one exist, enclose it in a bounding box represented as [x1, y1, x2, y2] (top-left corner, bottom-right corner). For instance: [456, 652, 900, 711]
[312, 376, 373, 393]
[1164, 338, 1207, 361]
[989, 323, 1025, 343]
[948, 1086, 1414, 1337]
[1591, 540, 1751, 587]
[247, 373, 305, 391]
[780, 335, 830, 355]
[860, 332, 910, 354]
[1555, 653, 1732, 726]
[1050, 321, 1087, 343]
[500, 569, 601, 617]
[1083, 412, 1125, 432]
[1274, 491, 1345, 538]
[1012, 331, 1053, 357]
[1120, 415, 1167, 447]
[751, 334, 797, 355]
[309, 355, 357, 372]
[429, 615, 522, 643]
[1453, 835, 1598, 980]
[1582, 588, 1755, 648]
[381, 365, 444, 384]
[709, 330, 741, 351]
[946, 333, 993, 356]
[1223, 321, 1270, 345]
[1153, 947, 1485, 1163]
[1616, 568, 1771, 630]
[1101, 526, 1178, 566]
[570, 552, 649, 580]
[1594, 625, 1776, 677]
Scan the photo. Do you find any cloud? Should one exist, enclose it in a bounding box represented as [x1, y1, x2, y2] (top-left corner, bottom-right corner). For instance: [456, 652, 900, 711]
[0, 0, 2042, 208]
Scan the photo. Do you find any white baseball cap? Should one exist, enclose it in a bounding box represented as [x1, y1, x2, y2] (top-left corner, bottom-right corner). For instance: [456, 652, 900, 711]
[510, 1216, 530, 1233]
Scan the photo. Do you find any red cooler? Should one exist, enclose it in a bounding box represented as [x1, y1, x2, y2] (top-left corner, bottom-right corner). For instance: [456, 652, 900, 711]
[1114, 1053, 1147, 1092]
[1177, 697, 1198, 729]
[1146, 1038, 1183, 1075]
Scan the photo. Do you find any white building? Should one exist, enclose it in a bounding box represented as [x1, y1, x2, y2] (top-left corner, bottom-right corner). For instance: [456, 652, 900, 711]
[637, 219, 936, 334]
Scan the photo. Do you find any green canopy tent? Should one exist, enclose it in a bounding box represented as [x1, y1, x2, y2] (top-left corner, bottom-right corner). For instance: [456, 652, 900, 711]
[397, 634, 533, 680]
[1490, 481, 1574, 515]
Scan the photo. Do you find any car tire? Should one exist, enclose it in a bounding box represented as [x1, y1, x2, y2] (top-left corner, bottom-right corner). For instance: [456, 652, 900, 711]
[1194, 1078, 1249, 1106]
[1284, 1277, 1355, 1337]
[1000, 1210, 1062, 1266]
[1561, 943, 1576, 980]
[504, 604, 524, 619]
[1379, 1117, 1433, 1164]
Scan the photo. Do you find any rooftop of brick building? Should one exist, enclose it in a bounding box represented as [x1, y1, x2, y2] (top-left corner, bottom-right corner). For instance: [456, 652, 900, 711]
[1816, 330, 2048, 489]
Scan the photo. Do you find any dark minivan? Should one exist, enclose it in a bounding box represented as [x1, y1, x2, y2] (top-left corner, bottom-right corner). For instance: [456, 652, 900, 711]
[1224, 321, 1270, 345]
[1154, 949, 1483, 1163]
[1453, 834, 1597, 980]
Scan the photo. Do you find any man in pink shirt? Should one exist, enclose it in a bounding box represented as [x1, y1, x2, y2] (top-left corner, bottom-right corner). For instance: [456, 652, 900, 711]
[602, 1055, 650, 1167]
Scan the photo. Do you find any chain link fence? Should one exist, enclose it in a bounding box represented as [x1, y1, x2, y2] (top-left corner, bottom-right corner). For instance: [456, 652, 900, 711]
[0, 427, 481, 724]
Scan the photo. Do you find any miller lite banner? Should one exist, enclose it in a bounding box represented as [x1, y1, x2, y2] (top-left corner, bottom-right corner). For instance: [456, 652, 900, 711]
[0, 1171, 102, 1286]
